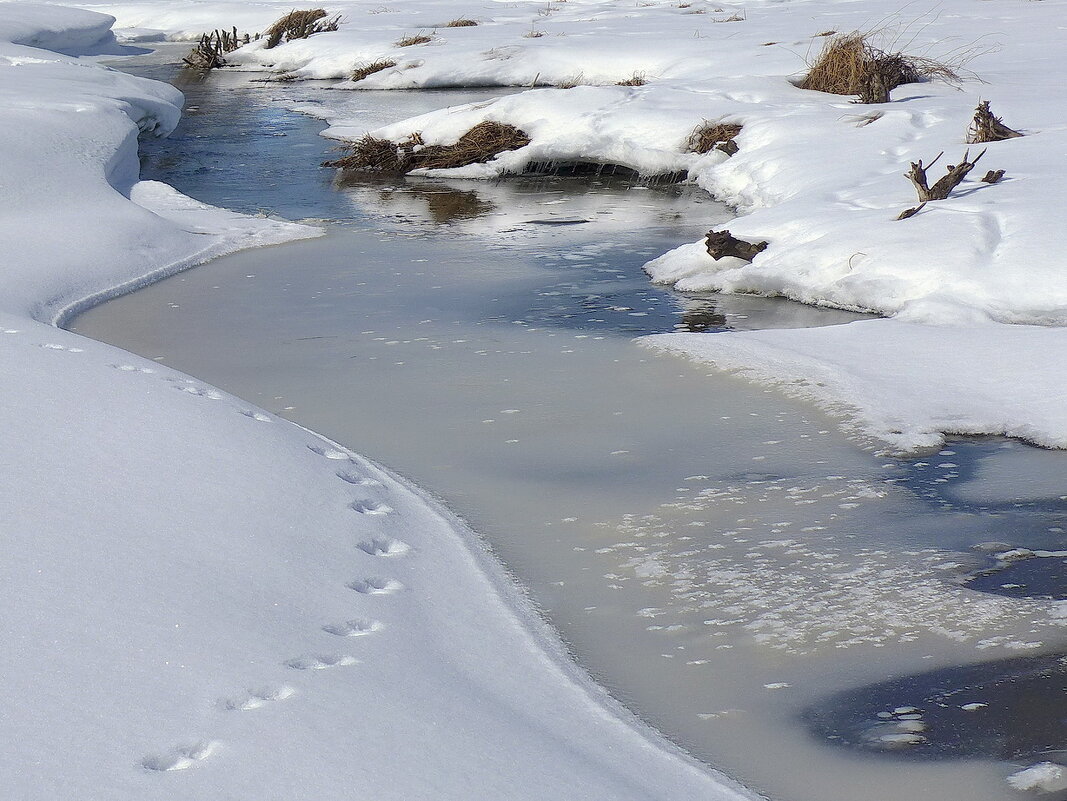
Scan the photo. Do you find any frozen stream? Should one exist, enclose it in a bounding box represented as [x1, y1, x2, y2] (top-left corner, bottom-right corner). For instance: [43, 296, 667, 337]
[73, 52, 1067, 801]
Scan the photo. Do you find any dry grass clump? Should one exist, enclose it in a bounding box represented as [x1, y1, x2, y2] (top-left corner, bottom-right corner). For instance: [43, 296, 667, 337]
[616, 72, 647, 86]
[183, 27, 250, 69]
[523, 28, 546, 38]
[557, 72, 586, 89]
[325, 121, 531, 173]
[264, 9, 341, 49]
[444, 18, 478, 27]
[352, 59, 396, 82]
[686, 120, 743, 155]
[413, 122, 532, 170]
[324, 134, 405, 172]
[396, 32, 433, 46]
[799, 31, 960, 103]
[967, 100, 1023, 143]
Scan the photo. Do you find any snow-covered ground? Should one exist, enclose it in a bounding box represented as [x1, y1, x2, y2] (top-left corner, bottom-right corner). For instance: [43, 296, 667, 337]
[71, 0, 1067, 452]
[0, 6, 757, 799]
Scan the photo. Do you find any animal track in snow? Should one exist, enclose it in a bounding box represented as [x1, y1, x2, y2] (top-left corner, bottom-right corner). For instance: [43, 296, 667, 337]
[141, 740, 219, 772]
[110, 363, 155, 374]
[347, 576, 405, 595]
[240, 409, 272, 422]
[357, 537, 410, 557]
[336, 469, 381, 487]
[285, 654, 358, 671]
[38, 343, 83, 352]
[221, 685, 296, 711]
[322, 618, 383, 637]
[308, 444, 351, 460]
[174, 384, 224, 400]
[350, 500, 393, 516]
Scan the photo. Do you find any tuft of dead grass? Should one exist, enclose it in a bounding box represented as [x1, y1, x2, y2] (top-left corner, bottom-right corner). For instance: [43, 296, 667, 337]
[264, 9, 341, 49]
[411, 122, 532, 170]
[616, 72, 647, 86]
[686, 120, 743, 155]
[324, 134, 404, 172]
[444, 18, 478, 27]
[325, 121, 531, 173]
[557, 72, 585, 89]
[183, 27, 250, 69]
[395, 32, 433, 46]
[351, 59, 396, 82]
[798, 31, 961, 103]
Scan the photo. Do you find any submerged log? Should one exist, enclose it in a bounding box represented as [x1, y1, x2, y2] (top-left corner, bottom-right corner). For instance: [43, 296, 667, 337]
[706, 229, 768, 261]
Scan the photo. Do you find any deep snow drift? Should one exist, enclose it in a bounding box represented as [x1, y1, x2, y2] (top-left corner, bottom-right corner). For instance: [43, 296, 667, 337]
[0, 6, 753, 799]
[78, 0, 1067, 451]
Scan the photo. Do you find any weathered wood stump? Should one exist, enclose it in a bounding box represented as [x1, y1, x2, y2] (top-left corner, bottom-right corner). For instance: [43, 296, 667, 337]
[905, 149, 986, 202]
[967, 101, 1023, 144]
[706, 229, 768, 261]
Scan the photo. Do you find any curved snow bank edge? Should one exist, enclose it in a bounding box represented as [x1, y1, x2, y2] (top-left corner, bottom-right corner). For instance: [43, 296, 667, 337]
[300, 423, 766, 801]
[643, 320, 1067, 455]
[51, 181, 321, 327]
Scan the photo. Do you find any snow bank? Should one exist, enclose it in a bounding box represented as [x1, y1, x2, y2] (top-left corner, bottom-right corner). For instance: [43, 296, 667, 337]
[644, 319, 1067, 453]
[0, 5, 755, 799]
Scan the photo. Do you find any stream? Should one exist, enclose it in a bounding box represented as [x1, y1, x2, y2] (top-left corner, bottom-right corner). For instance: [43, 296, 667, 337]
[73, 48, 1067, 801]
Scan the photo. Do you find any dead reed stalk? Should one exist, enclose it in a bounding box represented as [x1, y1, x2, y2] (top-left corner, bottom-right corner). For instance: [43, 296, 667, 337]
[324, 121, 531, 173]
[182, 27, 250, 69]
[264, 9, 341, 49]
[395, 33, 433, 46]
[687, 120, 743, 155]
[799, 31, 960, 103]
[352, 59, 396, 82]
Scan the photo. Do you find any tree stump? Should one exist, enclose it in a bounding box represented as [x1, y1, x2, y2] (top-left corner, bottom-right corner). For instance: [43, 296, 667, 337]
[967, 101, 1023, 144]
[905, 149, 986, 202]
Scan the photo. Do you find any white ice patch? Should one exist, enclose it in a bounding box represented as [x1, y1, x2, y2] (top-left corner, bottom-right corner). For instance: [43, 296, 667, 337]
[1007, 763, 1067, 793]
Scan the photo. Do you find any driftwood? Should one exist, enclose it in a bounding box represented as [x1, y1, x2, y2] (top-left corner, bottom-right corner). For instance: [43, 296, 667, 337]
[896, 202, 926, 220]
[706, 229, 768, 261]
[981, 169, 1006, 184]
[967, 101, 1023, 144]
[905, 149, 986, 202]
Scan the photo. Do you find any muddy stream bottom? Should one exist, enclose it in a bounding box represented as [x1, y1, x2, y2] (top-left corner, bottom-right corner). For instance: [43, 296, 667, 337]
[72, 51, 1067, 801]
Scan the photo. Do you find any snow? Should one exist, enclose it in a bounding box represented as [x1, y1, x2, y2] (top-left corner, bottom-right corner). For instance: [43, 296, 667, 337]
[643, 319, 1067, 452]
[0, 6, 755, 800]
[65, 0, 1067, 452]
[1007, 763, 1067, 793]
